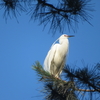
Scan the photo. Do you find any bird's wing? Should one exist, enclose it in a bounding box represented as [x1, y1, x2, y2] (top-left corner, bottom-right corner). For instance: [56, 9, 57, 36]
[44, 44, 58, 72]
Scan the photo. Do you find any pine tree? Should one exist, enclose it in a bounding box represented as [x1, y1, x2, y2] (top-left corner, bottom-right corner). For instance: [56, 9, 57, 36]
[1, 0, 100, 100]
[0, 0, 93, 33]
[33, 62, 100, 100]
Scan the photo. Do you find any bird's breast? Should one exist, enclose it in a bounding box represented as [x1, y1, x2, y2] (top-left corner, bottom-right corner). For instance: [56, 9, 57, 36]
[53, 42, 69, 66]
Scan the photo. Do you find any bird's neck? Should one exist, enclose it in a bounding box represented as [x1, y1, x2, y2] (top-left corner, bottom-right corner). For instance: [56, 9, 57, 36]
[59, 39, 69, 45]
[59, 39, 69, 56]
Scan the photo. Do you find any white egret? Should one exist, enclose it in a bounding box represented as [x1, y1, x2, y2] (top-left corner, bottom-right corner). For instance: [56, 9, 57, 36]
[44, 34, 74, 78]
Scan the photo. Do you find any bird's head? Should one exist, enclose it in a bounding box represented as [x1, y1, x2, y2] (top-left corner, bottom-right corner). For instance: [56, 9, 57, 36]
[59, 34, 74, 39]
[51, 34, 74, 48]
[59, 34, 74, 44]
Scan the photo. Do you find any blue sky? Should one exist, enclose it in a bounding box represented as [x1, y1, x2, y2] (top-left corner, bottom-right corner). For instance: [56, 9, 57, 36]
[0, 0, 100, 100]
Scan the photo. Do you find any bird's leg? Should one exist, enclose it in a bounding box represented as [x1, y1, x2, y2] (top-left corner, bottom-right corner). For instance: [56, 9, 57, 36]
[54, 75, 61, 80]
[50, 74, 60, 80]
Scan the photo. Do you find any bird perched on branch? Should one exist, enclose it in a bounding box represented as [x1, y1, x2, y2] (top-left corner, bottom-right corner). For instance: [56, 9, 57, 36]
[44, 34, 74, 78]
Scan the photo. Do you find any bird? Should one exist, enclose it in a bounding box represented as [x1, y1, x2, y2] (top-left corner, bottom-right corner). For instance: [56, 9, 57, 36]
[44, 34, 74, 78]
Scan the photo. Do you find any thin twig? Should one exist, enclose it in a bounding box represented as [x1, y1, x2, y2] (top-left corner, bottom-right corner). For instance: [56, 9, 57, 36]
[76, 88, 100, 92]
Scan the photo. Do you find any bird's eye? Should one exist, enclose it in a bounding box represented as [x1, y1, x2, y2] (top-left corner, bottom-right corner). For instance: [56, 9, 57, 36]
[64, 34, 67, 37]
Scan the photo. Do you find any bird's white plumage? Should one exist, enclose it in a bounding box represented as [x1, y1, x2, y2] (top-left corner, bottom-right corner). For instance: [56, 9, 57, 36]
[44, 34, 72, 78]
[44, 44, 59, 72]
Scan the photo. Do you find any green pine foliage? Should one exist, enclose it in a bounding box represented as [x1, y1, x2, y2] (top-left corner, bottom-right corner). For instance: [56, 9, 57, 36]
[33, 62, 100, 100]
[0, 0, 93, 33]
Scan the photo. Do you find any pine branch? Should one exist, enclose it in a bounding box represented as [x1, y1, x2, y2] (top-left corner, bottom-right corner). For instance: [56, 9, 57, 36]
[33, 62, 100, 92]
[33, 62, 78, 100]
[76, 88, 100, 92]
[0, 0, 26, 21]
[32, 61, 67, 84]
[44, 82, 78, 100]
[63, 64, 100, 92]
[29, 0, 93, 33]
[33, 62, 100, 100]
[0, 0, 94, 33]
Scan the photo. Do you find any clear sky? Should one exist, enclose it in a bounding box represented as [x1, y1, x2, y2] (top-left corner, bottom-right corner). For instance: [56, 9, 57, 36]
[0, 0, 100, 100]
